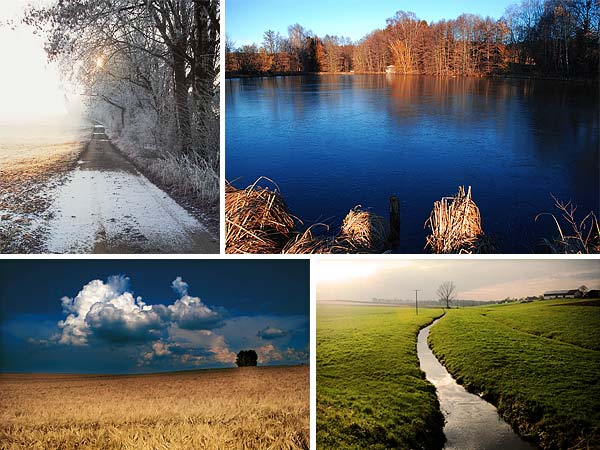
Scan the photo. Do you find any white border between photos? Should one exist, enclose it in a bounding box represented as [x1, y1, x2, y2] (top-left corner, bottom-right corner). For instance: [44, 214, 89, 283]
[219, 0, 226, 256]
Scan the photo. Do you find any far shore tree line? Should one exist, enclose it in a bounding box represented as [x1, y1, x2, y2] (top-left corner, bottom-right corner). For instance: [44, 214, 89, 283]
[226, 0, 599, 79]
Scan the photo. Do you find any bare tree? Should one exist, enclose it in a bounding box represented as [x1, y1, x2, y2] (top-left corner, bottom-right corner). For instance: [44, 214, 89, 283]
[437, 281, 456, 308]
[262, 29, 278, 54]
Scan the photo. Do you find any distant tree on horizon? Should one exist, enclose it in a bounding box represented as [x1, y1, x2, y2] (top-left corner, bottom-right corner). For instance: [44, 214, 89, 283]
[437, 281, 457, 309]
[236, 350, 258, 367]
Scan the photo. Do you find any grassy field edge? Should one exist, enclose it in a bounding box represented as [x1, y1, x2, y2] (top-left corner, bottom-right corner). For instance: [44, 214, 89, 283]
[428, 304, 600, 450]
[317, 305, 446, 450]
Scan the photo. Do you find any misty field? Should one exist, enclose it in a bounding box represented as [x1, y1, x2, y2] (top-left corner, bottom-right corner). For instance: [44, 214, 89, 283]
[0, 121, 86, 253]
[428, 299, 600, 450]
[0, 365, 309, 449]
[317, 304, 444, 449]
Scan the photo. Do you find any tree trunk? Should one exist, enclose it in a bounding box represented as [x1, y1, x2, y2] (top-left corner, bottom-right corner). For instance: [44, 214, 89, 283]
[194, 0, 209, 98]
[173, 43, 192, 156]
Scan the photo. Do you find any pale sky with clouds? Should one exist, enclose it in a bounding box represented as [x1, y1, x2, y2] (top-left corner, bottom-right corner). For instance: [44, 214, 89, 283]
[316, 259, 600, 302]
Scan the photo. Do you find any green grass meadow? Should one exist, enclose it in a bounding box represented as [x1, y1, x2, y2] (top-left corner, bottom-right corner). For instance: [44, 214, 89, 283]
[317, 304, 445, 450]
[428, 299, 600, 450]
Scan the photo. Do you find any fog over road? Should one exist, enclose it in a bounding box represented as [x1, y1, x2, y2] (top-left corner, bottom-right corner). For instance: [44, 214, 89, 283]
[45, 126, 218, 253]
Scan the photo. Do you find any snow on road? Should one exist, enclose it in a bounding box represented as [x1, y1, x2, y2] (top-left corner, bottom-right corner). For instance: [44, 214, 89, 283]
[45, 128, 218, 253]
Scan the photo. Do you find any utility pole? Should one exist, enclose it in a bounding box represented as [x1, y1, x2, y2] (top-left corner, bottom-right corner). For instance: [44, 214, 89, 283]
[414, 289, 420, 315]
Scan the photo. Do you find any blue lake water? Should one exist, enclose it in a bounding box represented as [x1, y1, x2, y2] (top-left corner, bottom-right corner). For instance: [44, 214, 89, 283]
[226, 74, 599, 253]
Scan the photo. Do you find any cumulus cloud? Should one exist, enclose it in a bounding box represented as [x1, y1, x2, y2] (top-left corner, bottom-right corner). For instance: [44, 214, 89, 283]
[139, 328, 236, 367]
[256, 343, 284, 364]
[48, 275, 307, 370]
[167, 295, 225, 330]
[59, 276, 161, 345]
[171, 276, 189, 296]
[256, 344, 309, 364]
[151, 341, 171, 357]
[57, 276, 225, 345]
[209, 334, 237, 364]
[166, 326, 236, 364]
[257, 326, 287, 340]
[141, 340, 172, 362]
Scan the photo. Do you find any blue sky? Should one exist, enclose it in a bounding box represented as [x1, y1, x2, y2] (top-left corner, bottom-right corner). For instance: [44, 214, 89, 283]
[226, 0, 515, 47]
[0, 260, 309, 373]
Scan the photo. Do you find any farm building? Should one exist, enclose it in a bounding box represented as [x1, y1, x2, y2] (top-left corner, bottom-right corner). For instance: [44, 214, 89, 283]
[543, 289, 583, 299]
[385, 65, 397, 74]
[585, 289, 600, 298]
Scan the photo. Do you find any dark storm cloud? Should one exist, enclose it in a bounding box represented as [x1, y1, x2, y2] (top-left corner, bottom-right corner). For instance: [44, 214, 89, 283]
[85, 302, 163, 343]
[257, 326, 287, 340]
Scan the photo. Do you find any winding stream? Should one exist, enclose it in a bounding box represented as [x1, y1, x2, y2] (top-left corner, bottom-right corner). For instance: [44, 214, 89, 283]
[418, 318, 537, 450]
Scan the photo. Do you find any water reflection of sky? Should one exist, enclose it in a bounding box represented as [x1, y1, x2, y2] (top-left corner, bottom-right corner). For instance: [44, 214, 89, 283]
[226, 75, 599, 253]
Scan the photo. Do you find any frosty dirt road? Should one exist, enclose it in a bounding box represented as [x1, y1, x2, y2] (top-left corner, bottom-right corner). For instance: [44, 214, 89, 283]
[45, 126, 218, 253]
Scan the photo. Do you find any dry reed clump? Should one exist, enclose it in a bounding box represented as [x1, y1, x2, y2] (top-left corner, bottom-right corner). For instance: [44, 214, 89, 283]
[226, 178, 386, 254]
[0, 366, 309, 450]
[424, 186, 491, 254]
[536, 196, 600, 254]
[281, 208, 385, 254]
[226, 177, 297, 253]
[338, 206, 386, 252]
[282, 225, 338, 254]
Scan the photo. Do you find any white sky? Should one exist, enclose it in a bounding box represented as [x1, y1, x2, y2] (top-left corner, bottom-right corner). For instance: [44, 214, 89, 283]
[0, 0, 81, 121]
[316, 259, 600, 301]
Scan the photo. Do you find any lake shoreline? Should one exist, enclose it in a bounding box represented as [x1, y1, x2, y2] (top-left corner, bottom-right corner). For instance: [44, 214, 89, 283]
[226, 70, 597, 83]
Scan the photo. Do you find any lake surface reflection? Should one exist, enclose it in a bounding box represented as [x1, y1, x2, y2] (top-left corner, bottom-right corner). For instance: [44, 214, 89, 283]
[226, 74, 598, 253]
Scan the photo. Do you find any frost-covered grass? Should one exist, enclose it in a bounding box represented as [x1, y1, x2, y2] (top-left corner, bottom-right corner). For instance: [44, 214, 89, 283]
[429, 299, 600, 450]
[148, 151, 219, 209]
[0, 137, 84, 253]
[111, 126, 220, 214]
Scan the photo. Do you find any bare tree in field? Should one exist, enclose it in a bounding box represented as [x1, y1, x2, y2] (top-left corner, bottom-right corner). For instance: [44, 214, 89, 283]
[437, 281, 456, 309]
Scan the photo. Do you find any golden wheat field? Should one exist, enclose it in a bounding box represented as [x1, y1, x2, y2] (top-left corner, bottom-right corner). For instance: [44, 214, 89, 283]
[0, 365, 309, 450]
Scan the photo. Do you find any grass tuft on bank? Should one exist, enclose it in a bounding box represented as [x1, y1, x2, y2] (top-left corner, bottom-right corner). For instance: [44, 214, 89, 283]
[317, 305, 445, 449]
[428, 299, 600, 450]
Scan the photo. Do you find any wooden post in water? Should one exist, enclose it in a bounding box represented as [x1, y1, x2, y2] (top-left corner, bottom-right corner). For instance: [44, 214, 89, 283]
[389, 196, 400, 249]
